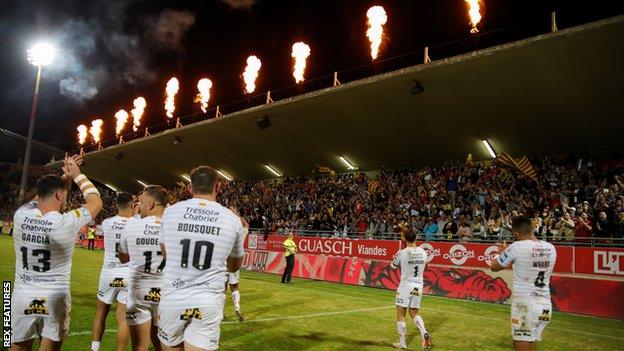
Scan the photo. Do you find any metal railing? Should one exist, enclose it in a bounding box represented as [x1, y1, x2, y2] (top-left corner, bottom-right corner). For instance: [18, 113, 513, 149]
[248, 228, 624, 248]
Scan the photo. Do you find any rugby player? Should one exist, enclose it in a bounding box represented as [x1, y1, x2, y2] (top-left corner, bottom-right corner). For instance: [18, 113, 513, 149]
[157, 166, 245, 351]
[490, 216, 557, 351]
[118, 185, 168, 351]
[91, 193, 135, 351]
[390, 229, 431, 350]
[11, 156, 102, 351]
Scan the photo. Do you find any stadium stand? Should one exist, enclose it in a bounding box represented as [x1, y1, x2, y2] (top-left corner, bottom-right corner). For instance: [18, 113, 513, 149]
[2, 153, 623, 245]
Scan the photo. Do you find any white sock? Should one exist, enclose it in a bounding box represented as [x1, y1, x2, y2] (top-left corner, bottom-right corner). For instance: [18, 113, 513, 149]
[396, 321, 407, 345]
[91, 341, 101, 351]
[413, 315, 428, 338]
[232, 290, 241, 311]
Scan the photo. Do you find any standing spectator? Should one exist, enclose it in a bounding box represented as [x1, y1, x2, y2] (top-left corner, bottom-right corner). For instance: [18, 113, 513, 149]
[423, 218, 437, 242]
[436, 212, 448, 240]
[457, 222, 472, 242]
[87, 225, 96, 250]
[574, 212, 593, 243]
[281, 233, 297, 284]
[472, 216, 486, 240]
[595, 211, 615, 240]
[556, 212, 576, 242]
[487, 216, 501, 240]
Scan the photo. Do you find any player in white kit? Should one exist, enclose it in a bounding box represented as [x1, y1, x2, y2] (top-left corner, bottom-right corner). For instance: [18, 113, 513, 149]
[224, 211, 248, 322]
[158, 166, 245, 351]
[390, 229, 431, 351]
[490, 216, 557, 351]
[11, 156, 103, 351]
[118, 185, 168, 351]
[91, 193, 135, 351]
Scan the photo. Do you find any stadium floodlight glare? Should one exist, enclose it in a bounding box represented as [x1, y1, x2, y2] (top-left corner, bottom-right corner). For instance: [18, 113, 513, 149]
[482, 139, 497, 159]
[264, 165, 282, 177]
[18, 42, 57, 203]
[27, 43, 56, 67]
[338, 156, 357, 170]
[216, 170, 233, 181]
[181, 174, 191, 182]
[137, 179, 148, 187]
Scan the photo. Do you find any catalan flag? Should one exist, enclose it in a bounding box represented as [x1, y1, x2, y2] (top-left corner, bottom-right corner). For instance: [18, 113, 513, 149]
[496, 152, 538, 182]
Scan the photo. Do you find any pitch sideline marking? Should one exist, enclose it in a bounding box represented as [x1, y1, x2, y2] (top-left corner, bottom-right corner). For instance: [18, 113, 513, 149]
[69, 306, 392, 336]
[69, 302, 623, 341]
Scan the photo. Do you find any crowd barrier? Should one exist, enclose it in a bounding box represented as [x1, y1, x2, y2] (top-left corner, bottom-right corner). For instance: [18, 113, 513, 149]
[243, 234, 624, 319]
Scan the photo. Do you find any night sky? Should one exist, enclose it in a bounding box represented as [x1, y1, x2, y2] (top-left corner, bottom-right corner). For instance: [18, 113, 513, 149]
[1, 0, 622, 159]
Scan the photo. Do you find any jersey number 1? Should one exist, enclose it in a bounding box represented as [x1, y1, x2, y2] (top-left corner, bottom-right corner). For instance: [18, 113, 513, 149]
[180, 239, 214, 271]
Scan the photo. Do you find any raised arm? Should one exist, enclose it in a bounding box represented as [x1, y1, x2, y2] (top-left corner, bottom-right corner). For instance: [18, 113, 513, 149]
[62, 155, 103, 219]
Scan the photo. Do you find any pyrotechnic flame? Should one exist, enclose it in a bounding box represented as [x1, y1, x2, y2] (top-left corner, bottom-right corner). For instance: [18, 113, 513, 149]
[131, 97, 146, 131]
[465, 0, 482, 33]
[194, 78, 212, 113]
[165, 77, 179, 118]
[291, 42, 311, 84]
[77, 125, 88, 145]
[366, 6, 387, 60]
[114, 109, 129, 137]
[243, 55, 262, 94]
[89, 119, 103, 144]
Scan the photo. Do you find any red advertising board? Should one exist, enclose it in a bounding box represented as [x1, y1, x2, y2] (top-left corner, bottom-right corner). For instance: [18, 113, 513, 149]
[574, 247, 624, 277]
[245, 234, 400, 261]
[245, 235, 574, 273]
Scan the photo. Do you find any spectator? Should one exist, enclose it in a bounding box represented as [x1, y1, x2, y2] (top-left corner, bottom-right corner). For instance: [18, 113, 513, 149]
[423, 218, 437, 241]
[556, 212, 576, 242]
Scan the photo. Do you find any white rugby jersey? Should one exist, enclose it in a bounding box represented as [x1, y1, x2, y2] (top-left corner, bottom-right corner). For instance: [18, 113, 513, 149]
[13, 201, 92, 296]
[159, 198, 245, 309]
[119, 215, 164, 289]
[497, 239, 557, 302]
[101, 215, 130, 273]
[391, 246, 428, 288]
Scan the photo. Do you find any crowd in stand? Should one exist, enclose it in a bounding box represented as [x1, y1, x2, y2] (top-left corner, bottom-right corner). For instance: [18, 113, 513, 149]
[2, 154, 623, 243]
[218, 155, 624, 243]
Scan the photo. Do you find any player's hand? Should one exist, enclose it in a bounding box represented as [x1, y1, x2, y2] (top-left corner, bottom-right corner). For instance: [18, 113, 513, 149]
[62, 155, 82, 181]
[497, 239, 508, 254]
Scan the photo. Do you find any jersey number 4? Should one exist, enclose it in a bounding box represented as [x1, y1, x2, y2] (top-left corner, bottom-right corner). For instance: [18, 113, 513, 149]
[20, 246, 51, 272]
[180, 239, 214, 271]
[534, 271, 546, 288]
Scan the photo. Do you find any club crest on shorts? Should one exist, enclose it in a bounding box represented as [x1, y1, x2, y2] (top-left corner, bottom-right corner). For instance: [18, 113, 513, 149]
[180, 308, 203, 320]
[144, 288, 161, 302]
[109, 277, 125, 287]
[24, 298, 49, 315]
[410, 287, 420, 296]
[539, 309, 551, 321]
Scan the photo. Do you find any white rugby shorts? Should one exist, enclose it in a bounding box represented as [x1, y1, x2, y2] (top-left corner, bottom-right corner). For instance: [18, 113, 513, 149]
[395, 285, 423, 309]
[158, 306, 223, 350]
[510, 300, 552, 342]
[11, 294, 71, 343]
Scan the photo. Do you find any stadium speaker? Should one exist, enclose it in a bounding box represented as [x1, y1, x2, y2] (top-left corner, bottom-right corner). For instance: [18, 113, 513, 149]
[256, 115, 271, 130]
[115, 153, 124, 161]
[411, 80, 424, 95]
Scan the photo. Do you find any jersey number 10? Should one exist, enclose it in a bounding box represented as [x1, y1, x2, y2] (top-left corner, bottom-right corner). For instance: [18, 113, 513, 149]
[180, 239, 214, 271]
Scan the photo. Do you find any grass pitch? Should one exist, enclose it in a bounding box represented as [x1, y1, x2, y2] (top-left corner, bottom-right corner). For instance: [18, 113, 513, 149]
[1, 235, 622, 350]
